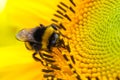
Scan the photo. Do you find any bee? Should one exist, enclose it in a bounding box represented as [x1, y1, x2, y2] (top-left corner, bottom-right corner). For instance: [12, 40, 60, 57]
[16, 24, 80, 80]
[16, 24, 70, 69]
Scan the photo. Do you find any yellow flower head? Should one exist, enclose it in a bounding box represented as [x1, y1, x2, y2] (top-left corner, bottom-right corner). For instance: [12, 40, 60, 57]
[0, 0, 120, 80]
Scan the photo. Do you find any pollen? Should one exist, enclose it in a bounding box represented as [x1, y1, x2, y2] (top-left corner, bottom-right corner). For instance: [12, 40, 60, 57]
[51, 0, 120, 80]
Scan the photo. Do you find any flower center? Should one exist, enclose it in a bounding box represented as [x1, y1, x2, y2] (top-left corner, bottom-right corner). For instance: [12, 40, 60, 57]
[52, 0, 120, 80]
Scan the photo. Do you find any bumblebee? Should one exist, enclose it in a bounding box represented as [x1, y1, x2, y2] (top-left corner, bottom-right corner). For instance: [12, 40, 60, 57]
[16, 24, 80, 80]
[16, 24, 70, 68]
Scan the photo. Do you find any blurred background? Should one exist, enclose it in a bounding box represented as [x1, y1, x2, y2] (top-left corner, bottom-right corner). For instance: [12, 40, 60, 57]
[0, 0, 59, 79]
[0, 0, 59, 47]
[0, 0, 17, 47]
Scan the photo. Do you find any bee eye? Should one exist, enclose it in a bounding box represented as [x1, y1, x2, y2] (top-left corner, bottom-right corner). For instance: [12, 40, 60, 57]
[49, 33, 59, 45]
[51, 35, 57, 44]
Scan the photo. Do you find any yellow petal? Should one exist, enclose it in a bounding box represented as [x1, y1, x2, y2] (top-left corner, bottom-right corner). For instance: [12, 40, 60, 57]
[4, 0, 61, 28]
[0, 44, 45, 80]
[0, 0, 7, 13]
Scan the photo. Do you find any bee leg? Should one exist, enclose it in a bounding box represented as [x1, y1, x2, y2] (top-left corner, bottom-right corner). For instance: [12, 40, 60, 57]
[38, 52, 56, 63]
[42, 68, 55, 79]
[34, 51, 60, 71]
[42, 64, 62, 79]
[42, 53, 53, 58]
[32, 52, 44, 64]
[45, 63, 61, 70]
[42, 69, 54, 73]
[37, 52, 60, 70]
[43, 73, 63, 80]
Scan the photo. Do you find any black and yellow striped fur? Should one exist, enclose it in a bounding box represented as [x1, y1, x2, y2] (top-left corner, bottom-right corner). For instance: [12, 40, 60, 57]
[16, 23, 80, 80]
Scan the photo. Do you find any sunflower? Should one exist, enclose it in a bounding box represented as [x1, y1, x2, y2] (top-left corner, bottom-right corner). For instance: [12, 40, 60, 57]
[0, 0, 120, 80]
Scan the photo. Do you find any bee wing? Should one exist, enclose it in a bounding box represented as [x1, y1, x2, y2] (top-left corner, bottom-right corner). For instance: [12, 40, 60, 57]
[16, 28, 35, 42]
